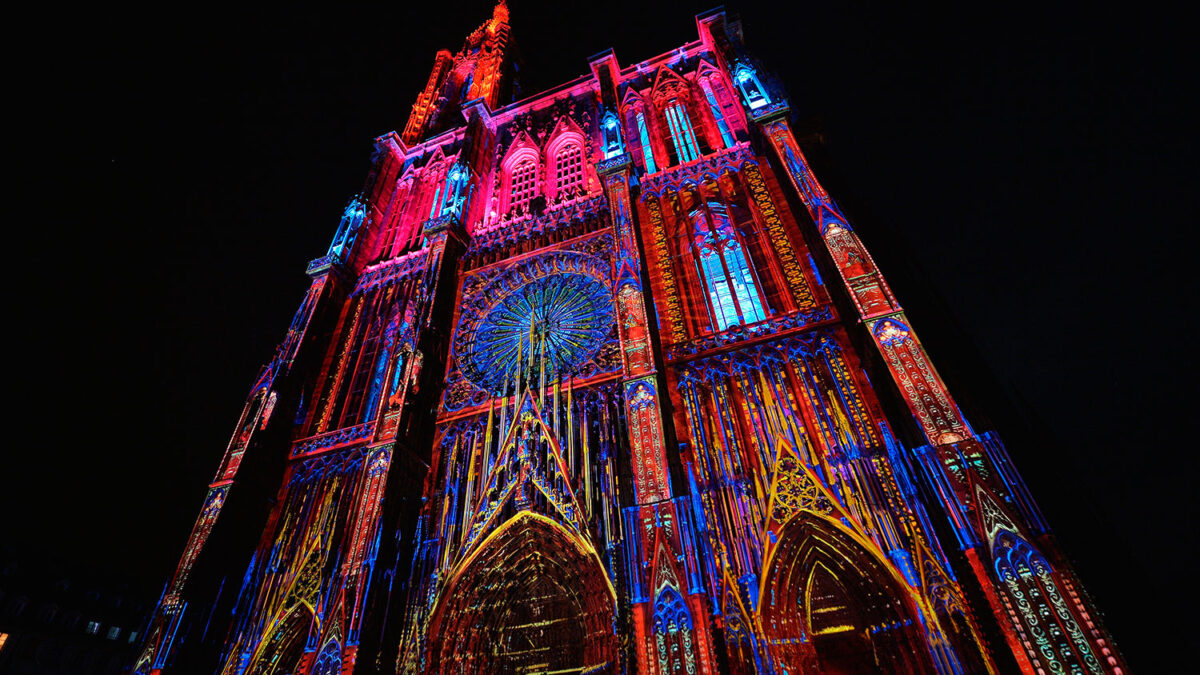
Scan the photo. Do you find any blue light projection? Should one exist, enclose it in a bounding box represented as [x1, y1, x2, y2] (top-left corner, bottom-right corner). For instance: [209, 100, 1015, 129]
[454, 252, 615, 394]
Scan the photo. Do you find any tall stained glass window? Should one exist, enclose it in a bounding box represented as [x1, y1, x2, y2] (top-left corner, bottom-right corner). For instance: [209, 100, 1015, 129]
[701, 79, 735, 149]
[692, 202, 767, 331]
[637, 111, 658, 174]
[664, 101, 700, 163]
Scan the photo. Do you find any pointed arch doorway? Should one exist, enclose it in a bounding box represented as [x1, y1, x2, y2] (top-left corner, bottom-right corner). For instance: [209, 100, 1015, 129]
[425, 512, 617, 674]
[760, 513, 937, 674]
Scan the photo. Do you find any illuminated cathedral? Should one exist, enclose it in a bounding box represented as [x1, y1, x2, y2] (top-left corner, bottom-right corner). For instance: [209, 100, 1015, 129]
[134, 4, 1126, 673]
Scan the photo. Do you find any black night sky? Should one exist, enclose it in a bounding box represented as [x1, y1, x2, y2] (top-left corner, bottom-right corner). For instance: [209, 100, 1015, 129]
[8, 1, 1195, 670]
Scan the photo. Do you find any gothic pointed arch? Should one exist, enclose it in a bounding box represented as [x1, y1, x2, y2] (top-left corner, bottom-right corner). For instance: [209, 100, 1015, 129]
[545, 115, 591, 202]
[649, 64, 691, 104]
[497, 130, 543, 218]
[652, 584, 698, 675]
[245, 606, 314, 675]
[975, 485, 1105, 673]
[694, 57, 724, 81]
[619, 84, 648, 112]
[760, 511, 938, 674]
[720, 568, 761, 675]
[424, 512, 618, 674]
[311, 638, 343, 675]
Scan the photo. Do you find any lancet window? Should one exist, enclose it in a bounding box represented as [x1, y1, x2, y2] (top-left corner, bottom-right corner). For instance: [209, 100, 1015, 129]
[509, 157, 538, 214]
[700, 78, 735, 149]
[653, 587, 697, 674]
[691, 201, 767, 331]
[664, 100, 700, 164]
[309, 285, 411, 434]
[428, 178, 447, 219]
[637, 111, 658, 173]
[555, 142, 584, 196]
[373, 182, 417, 261]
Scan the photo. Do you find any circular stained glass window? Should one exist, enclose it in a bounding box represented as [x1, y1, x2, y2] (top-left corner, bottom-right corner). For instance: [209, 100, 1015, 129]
[454, 253, 614, 395]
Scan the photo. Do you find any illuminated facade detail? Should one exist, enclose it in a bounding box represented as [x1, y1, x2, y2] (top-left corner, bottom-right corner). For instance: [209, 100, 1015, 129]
[732, 63, 770, 110]
[665, 101, 701, 164]
[138, 5, 1124, 674]
[699, 78, 735, 150]
[555, 142, 585, 195]
[508, 157, 537, 213]
[690, 200, 767, 330]
[637, 111, 658, 173]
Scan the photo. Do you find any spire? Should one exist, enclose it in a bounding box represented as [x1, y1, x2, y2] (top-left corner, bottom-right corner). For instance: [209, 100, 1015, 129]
[401, 2, 515, 144]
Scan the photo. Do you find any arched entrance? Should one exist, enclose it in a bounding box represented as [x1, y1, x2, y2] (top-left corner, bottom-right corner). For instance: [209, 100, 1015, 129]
[246, 606, 313, 675]
[760, 513, 936, 674]
[426, 513, 617, 674]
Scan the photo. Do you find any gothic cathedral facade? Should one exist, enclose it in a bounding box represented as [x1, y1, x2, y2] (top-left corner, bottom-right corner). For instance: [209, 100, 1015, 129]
[134, 4, 1126, 674]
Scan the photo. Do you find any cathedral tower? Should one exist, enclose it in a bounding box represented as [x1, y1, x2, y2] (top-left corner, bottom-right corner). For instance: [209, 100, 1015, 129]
[135, 5, 1125, 674]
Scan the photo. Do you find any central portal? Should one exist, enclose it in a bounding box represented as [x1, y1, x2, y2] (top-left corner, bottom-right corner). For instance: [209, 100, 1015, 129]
[426, 513, 617, 674]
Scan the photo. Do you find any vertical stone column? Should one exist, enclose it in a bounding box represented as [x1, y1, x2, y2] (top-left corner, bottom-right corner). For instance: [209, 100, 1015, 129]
[600, 154, 717, 674]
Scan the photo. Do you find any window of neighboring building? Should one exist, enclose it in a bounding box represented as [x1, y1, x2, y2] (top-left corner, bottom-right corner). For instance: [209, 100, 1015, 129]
[6, 597, 27, 617]
[60, 611, 80, 630]
[0, 632, 9, 653]
[555, 143, 584, 196]
[106, 626, 120, 640]
[38, 604, 57, 624]
[85, 621, 100, 635]
[127, 631, 139, 644]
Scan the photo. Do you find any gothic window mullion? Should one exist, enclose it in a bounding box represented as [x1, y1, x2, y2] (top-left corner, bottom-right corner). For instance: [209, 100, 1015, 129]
[690, 234, 727, 333]
[700, 199, 749, 327]
[714, 182, 774, 321]
[337, 289, 387, 429]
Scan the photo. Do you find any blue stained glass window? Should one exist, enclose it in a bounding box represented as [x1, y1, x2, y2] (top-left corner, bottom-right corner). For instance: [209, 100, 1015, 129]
[692, 202, 767, 331]
[701, 80, 735, 149]
[700, 248, 739, 330]
[637, 112, 657, 174]
[724, 240, 766, 324]
[664, 101, 700, 163]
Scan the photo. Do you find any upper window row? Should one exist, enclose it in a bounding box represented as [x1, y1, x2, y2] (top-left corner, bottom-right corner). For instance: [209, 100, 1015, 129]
[626, 72, 750, 174]
[502, 141, 587, 217]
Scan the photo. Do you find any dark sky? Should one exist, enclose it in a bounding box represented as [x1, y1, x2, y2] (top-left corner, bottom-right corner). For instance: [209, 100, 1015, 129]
[9, 1, 1193, 670]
